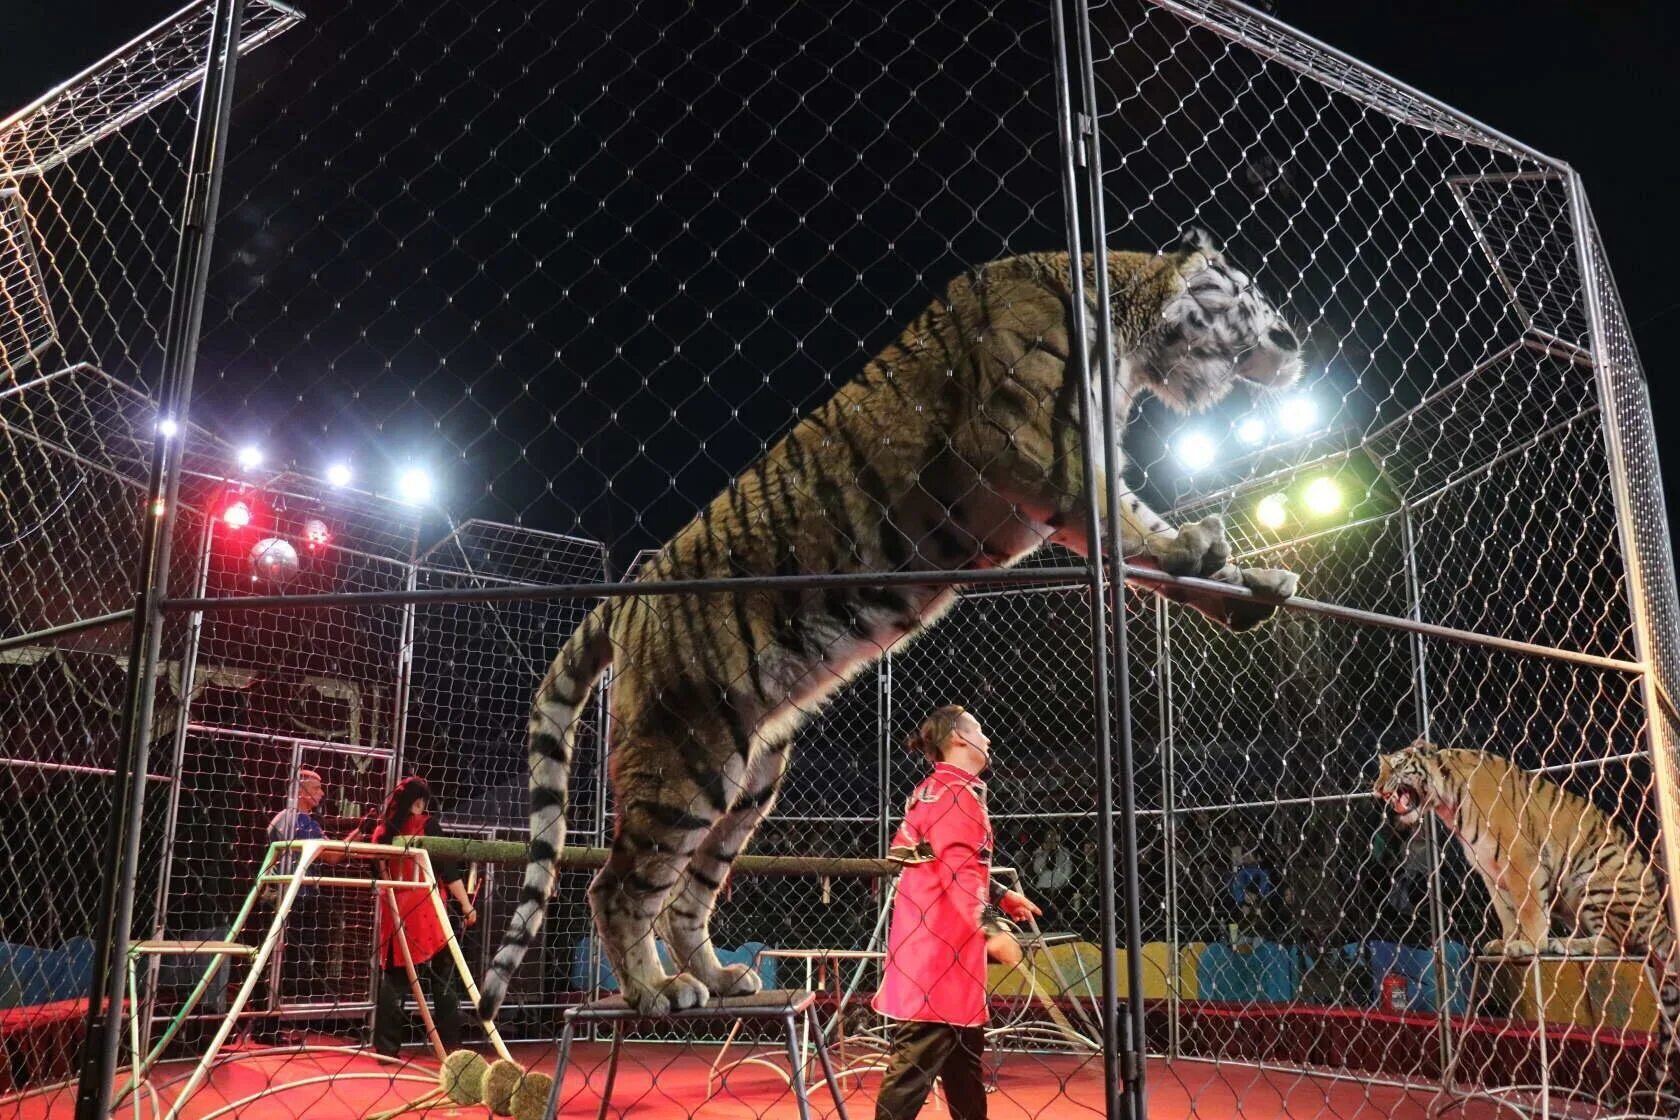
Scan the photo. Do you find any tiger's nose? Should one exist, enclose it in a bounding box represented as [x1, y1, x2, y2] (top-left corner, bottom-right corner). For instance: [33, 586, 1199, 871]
[1266, 325, 1297, 352]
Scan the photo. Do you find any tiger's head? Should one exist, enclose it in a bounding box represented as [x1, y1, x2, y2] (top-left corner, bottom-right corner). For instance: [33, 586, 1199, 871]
[1374, 738, 1447, 828]
[1123, 229, 1303, 413]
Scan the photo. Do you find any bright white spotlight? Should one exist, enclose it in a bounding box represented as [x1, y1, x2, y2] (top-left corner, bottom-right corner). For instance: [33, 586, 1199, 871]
[1303, 476, 1343, 517]
[155, 418, 179, 440]
[1278, 395, 1319, 433]
[1235, 415, 1267, 446]
[1175, 431, 1217, 472]
[396, 466, 434, 505]
[237, 445, 264, 471]
[1255, 493, 1287, 530]
[326, 462, 353, 488]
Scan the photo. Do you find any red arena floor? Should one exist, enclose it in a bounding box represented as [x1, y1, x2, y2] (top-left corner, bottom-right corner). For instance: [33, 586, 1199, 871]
[8, 1037, 1545, 1120]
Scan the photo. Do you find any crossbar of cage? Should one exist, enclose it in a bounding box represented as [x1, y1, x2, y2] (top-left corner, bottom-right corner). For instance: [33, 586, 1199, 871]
[1405, 403, 1601, 512]
[1140, 789, 1371, 816]
[1146, 746, 1655, 821]
[0, 757, 171, 782]
[1525, 329, 1595, 368]
[156, 563, 1649, 678]
[180, 723, 392, 757]
[0, 608, 136, 653]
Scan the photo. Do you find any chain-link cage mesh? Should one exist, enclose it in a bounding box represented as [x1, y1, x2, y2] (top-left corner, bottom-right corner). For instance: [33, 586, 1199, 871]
[0, 0, 301, 1098]
[4, 0, 1679, 1117]
[1086, 1, 1676, 1116]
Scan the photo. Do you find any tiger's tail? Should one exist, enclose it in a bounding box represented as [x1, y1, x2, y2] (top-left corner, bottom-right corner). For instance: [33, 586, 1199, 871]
[477, 603, 614, 1021]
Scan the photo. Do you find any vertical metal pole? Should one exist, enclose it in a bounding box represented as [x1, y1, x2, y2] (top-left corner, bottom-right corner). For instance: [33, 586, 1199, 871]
[1069, 0, 1149, 1113]
[1050, 3, 1134, 1115]
[390, 524, 422, 780]
[1401, 503, 1455, 1078]
[878, 654, 893, 859]
[590, 550, 614, 1021]
[137, 510, 216, 1057]
[1156, 598, 1181, 1061]
[268, 740, 304, 1016]
[1568, 174, 1680, 945]
[74, 3, 248, 1115]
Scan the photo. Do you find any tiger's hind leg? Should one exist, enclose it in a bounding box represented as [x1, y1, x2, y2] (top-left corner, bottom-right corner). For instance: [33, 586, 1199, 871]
[589, 717, 740, 1016]
[657, 738, 792, 999]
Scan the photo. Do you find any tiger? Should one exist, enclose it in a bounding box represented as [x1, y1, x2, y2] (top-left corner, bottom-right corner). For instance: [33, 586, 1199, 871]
[1374, 739, 1678, 1065]
[479, 231, 1305, 1020]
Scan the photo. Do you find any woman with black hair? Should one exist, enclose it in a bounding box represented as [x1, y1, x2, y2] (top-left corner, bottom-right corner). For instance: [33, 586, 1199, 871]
[368, 775, 478, 1058]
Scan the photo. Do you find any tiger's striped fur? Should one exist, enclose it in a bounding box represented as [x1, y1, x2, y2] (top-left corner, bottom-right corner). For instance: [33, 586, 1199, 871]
[480, 233, 1304, 1019]
[1375, 739, 1678, 1066]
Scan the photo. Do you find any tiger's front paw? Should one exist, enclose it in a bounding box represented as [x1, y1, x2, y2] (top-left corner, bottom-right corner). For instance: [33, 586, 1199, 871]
[1501, 939, 1539, 959]
[708, 963, 763, 999]
[1483, 938, 1507, 956]
[1212, 563, 1299, 632]
[1148, 514, 1231, 578]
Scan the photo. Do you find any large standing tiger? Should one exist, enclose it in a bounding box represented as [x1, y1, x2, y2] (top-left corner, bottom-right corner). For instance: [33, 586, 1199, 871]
[1375, 739, 1678, 1061]
[480, 233, 1305, 1019]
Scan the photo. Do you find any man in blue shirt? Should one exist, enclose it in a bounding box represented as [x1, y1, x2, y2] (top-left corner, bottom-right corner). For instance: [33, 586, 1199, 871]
[241, 769, 331, 1045]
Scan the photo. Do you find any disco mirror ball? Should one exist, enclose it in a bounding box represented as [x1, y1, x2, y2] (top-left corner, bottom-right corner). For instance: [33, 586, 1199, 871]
[250, 536, 300, 584]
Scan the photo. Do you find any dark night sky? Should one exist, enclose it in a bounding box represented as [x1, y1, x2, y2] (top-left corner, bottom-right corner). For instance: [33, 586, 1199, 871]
[6, 1, 1679, 561]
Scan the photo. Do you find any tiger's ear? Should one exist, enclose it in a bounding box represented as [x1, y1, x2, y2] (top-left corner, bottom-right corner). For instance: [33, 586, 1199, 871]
[1176, 227, 1221, 263]
[1406, 737, 1438, 755]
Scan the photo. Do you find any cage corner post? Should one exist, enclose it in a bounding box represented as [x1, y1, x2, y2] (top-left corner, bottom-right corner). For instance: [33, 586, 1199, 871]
[136, 506, 217, 1066]
[72, 1, 252, 1115]
[1567, 171, 1680, 945]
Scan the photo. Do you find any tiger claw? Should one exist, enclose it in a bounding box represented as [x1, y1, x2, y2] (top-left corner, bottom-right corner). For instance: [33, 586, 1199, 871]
[1150, 514, 1231, 577]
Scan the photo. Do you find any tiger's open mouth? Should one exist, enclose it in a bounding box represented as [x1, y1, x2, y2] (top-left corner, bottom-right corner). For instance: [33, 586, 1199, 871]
[1377, 779, 1426, 827]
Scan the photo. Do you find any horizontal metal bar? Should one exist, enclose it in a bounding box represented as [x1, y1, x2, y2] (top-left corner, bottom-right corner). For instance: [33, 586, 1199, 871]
[0, 608, 135, 653]
[1522, 330, 1594, 369]
[161, 564, 1097, 612]
[257, 875, 433, 890]
[161, 557, 1641, 679]
[1535, 749, 1649, 777]
[1360, 339, 1526, 452]
[184, 723, 389, 758]
[1125, 566, 1644, 675]
[402, 835, 899, 878]
[1141, 789, 1370, 815]
[1407, 403, 1598, 511]
[0, 756, 171, 782]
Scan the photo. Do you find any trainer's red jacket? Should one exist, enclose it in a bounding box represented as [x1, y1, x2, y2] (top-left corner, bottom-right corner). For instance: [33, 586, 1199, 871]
[371, 813, 463, 970]
[873, 762, 998, 1026]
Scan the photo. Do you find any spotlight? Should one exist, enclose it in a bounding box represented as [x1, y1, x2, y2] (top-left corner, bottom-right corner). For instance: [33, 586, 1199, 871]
[222, 500, 253, 530]
[1278, 395, 1319, 433]
[1303, 476, 1343, 517]
[1175, 431, 1217, 472]
[1235, 415, 1267, 446]
[1255, 493, 1287, 529]
[326, 462, 352, 488]
[396, 466, 434, 505]
[237, 446, 264, 471]
[156, 418, 179, 440]
[303, 518, 331, 550]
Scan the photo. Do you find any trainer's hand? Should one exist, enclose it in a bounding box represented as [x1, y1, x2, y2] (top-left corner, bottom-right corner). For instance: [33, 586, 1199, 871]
[461, 905, 479, 929]
[1000, 890, 1040, 923]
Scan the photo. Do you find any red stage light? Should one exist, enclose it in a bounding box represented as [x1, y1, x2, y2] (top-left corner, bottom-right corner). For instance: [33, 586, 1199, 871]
[303, 518, 330, 550]
[222, 500, 252, 529]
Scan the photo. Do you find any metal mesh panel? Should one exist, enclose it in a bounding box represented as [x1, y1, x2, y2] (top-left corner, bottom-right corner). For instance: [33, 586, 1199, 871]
[0, 1, 296, 1095]
[3, 0, 1677, 1117]
[1084, 2, 1675, 1116]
